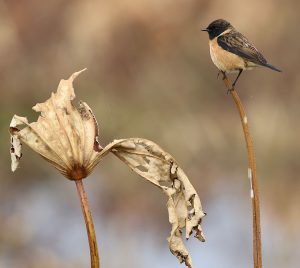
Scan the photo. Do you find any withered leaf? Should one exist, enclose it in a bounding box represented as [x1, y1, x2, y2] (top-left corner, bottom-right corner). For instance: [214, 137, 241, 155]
[96, 138, 206, 267]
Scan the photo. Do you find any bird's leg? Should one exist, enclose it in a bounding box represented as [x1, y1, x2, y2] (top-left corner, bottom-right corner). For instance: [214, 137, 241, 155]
[232, 69, 243, 88]
[217, 70, 222, 79]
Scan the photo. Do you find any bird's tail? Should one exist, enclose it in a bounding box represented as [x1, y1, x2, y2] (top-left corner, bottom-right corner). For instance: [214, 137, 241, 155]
[263, 63, 282, 72]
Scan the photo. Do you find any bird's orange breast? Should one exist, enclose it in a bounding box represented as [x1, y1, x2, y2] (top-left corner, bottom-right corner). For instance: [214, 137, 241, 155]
[209, 38, 246, 72]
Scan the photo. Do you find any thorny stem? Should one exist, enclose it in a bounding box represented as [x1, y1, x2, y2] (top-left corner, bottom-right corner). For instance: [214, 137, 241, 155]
[222, 73, 262, 268]
[75, 179, 100, 268]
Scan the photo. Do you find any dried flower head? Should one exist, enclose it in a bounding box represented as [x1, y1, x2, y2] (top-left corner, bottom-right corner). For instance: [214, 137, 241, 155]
[10, 69, 102, 180]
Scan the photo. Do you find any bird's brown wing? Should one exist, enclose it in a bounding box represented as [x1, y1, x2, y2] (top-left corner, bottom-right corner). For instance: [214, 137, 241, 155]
[217, 31, 267, 66]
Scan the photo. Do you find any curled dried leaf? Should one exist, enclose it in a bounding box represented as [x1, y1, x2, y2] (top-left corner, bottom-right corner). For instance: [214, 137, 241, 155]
[9, 69, 102, 179]
[96, 138, 205, 267]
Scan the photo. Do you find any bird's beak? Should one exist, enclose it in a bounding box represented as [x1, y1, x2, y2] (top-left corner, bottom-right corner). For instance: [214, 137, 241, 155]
[201, 28, 208, 32]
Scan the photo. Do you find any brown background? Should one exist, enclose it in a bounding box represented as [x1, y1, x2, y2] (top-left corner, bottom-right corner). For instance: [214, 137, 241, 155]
[0, 0, 299, 267]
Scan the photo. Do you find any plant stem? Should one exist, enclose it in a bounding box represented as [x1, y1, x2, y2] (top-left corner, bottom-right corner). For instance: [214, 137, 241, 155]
[75, 179, 100, 268]
[222, 73, 262, 268]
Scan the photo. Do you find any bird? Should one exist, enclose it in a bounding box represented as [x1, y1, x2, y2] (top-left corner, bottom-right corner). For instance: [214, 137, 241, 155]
[202, 19, 281, 88]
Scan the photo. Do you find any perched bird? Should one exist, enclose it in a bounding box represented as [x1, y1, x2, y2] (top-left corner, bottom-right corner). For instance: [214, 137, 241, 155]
[202, 19, 281, 87]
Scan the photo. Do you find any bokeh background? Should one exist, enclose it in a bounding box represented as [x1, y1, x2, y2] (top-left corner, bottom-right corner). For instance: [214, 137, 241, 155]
[0, 0, 299, 267]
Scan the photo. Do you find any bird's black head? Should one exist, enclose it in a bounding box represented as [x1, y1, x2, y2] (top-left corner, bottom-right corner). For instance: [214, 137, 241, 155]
[202, 19, 233, 40]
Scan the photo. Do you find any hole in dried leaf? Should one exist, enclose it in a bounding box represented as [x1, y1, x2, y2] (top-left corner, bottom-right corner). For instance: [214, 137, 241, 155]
[136, 165, 148, 172]
[144, 157, 150, 164]
[94, 142, 102, 152]
[187, 194, 196, 218]
[9, 127, 19, 135]
[159, 180, 173, 187]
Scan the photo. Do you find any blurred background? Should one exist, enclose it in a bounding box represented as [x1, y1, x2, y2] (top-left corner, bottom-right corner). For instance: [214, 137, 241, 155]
[0, 0, 299, 267]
